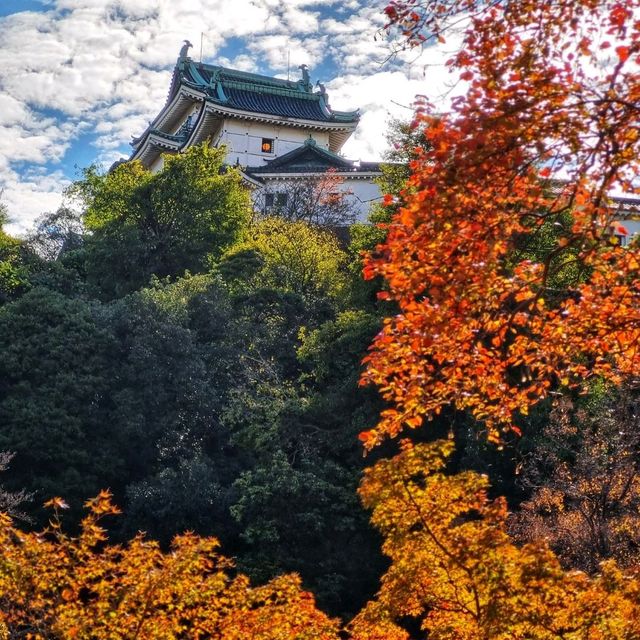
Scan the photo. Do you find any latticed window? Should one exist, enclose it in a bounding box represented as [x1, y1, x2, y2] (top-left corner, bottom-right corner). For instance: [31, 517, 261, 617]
[263, 192, 287, 213]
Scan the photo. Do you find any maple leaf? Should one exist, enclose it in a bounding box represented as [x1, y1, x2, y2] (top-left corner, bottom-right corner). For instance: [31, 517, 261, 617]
[44, 497, 69, 510]
[356, 439, 640, 637]
[616, 45, 630, 62]
[0, 494, 341, 639]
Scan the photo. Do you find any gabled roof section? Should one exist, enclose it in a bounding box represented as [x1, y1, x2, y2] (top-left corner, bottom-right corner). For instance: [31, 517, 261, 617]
[245, 138, 382, 177]
[177, 59, 360, 124]
[248, 138, 354, 173]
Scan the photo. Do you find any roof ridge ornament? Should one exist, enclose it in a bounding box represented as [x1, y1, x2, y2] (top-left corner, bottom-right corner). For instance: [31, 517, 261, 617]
[315, 80, 332, 116]
[179, 40, 193, 60]
[298, 64, 312, 92]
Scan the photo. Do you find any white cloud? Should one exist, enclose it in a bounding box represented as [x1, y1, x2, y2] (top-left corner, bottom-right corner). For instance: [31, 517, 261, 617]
[2, 168, 69, 236]
[216, 54, 259, 73]
[248, 33, 327, 70]
[282, 5, 320, 32]
[329, 34, 466, 161]
[327, 71, 423, 160]
[0, 95, 38, 128]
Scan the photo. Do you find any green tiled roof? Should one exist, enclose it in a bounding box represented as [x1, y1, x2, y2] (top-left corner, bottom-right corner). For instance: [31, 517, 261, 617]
[177, 59, 359, 124]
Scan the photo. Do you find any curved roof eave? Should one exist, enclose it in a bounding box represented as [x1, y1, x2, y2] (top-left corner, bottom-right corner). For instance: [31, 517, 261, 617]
[131, 105, 216, 164]
[237, 169, 264, 187]
[202, 100, 358, 131]
[131, 132, 183, 164]
[248, 171, 383, 180]
[131, 85, 204, 148]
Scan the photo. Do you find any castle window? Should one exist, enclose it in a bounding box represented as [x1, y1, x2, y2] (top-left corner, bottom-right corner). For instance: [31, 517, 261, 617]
[261, 138, 274, 154]
[263, 192, 287, 213]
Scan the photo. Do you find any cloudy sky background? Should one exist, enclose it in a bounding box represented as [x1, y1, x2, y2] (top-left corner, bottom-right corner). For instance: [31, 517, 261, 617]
[0, 0, 464, 234]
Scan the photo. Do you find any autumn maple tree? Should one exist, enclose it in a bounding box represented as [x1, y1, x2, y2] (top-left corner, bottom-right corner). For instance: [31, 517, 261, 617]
[346, 1, 640, 634]
[0, 492, 340, 639]
[360, 0, 640, 447]
[350, 438, 640, 639]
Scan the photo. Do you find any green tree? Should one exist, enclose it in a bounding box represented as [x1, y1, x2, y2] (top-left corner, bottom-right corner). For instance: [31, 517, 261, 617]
[220, 309, 386, 616]
[71, 145, 251, 298]
[125, 453, 237, 547]
[220, 217, 347, 303]
[0, 203, 36, 304]
[110, 276, 244, 542]
[0, 277, 237, 527]
[0, 288, 117, 519]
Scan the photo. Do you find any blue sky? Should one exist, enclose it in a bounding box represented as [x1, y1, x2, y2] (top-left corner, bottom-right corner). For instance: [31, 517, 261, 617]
[0, 0, 460, 233]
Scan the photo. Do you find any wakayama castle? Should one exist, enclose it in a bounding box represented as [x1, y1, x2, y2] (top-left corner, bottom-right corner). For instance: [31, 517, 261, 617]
[130, 42, 383, 222]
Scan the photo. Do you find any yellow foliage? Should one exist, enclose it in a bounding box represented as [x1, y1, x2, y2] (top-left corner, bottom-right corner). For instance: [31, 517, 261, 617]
[0, 491, 340, 639]
[355, 440, 640, 639]
[225, 217, 347, 299]
[3, 450, 640, 638]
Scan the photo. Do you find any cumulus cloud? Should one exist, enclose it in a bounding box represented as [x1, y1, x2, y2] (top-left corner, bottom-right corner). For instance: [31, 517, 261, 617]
[328, 39, 467, 160]
[216, 53, 259, 73]
[0, 0, 452, 232]
[2, 168, 70, 235]
[248, 33, 327, 70]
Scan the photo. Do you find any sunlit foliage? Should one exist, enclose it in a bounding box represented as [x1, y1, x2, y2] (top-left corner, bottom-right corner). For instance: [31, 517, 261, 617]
[221, 217, 347, 301]
[351, 439, 640, 639]
[0, 492, 340, 639]
[361, 0, 640, 446]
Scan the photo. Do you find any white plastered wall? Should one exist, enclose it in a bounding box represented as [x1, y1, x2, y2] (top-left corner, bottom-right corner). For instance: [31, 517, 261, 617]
[149, 155, 165, 173]
[344, 179, 383, 222]
[255, 176, 382, 223]
[217, 120, 331, 167]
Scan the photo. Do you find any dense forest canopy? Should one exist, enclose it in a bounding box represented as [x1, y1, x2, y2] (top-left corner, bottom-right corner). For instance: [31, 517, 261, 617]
[2, 0, 640, 636]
